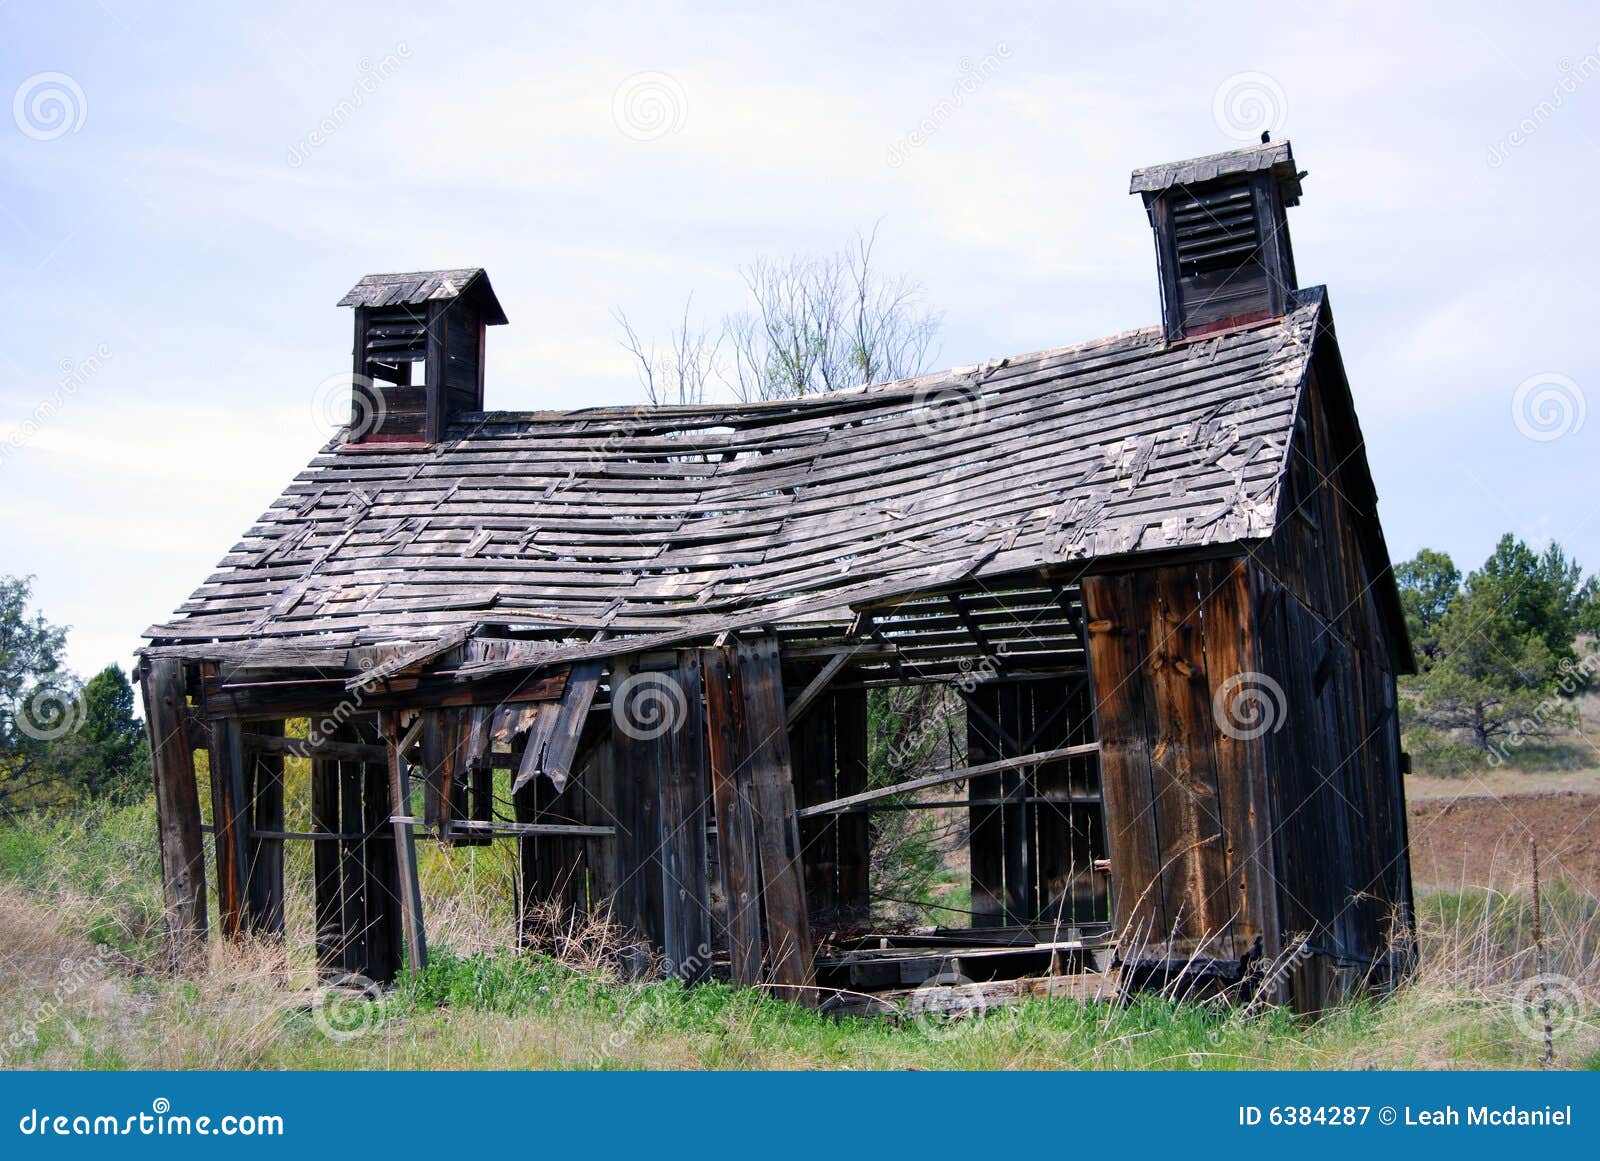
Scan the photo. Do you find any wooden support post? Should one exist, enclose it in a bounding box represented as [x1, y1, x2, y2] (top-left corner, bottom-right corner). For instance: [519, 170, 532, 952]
[381, 712, 428, 973]
[660, 651, 710, 981]
[702, 646, 764, 985]
[833, 688, 870, 926]
[310, 750, 344, 975]
[966, 684, 1006, 928]
[244, 720, 286, 938]
[141, 658, 208, 971]
[207, 715, 251, 941]
[999, 683, 1037, 926]
[730, 634, 816, 1005]
[793, 692, 838, 923]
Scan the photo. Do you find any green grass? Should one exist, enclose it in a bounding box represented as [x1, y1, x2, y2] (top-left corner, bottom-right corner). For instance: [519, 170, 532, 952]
[2, 797, 1596, 1071]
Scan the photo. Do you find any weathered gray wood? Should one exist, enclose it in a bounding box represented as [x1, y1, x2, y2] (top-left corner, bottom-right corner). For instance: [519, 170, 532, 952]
[141, 658, 208, 971]
[380, 712, 428, 972]
[730, 634, 816, 1004]
[796, 743, 1100, 819]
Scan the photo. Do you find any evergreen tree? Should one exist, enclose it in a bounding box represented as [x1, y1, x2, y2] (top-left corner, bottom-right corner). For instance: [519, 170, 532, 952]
[57, 665, 149, 801]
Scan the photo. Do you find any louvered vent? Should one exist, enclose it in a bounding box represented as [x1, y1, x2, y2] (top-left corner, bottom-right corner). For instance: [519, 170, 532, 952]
[362, 305, 429, 366]
[1171, 180, 1260, 275]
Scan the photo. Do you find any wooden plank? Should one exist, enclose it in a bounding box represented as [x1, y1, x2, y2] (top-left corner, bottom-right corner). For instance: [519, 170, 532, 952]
[793, 692, 837, 922]
[361, 744, 402, 983]
[832, 688, 870, 925]
[310, 750, 343, 976]
[206, 715, 251, 941]
[244, 719, 285, 938]
[1199, 559, 1278, 963]
[730, 634, 816, 1004]
[201, 668, 567, 720]
[511, 660, 603, 795]
[660, 651, 711, 979]
[999, 682, 1036, 925]
[966, 685, 1006, 928]
[797, 744, 1099, 818]
[380, 711, 428, 973]
[1143, 564, 1233, 958]
[243, 728, 387, 765]
[785, 650, 852, 726]
[702, 645, 764, 984]
[1080, 573, 1168, 955]
[140, 658, 208, 971]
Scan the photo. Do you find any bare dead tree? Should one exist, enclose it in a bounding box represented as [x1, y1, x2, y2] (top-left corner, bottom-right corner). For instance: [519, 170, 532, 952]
[614, 226, 942, 406]
[613, 297, 721, 407]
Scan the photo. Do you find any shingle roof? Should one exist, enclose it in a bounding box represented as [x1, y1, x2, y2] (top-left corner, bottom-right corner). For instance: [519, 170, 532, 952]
[1130, 139, 1303, 206]
[336, 268, 508, 324]
[145, 289, 1326, 664]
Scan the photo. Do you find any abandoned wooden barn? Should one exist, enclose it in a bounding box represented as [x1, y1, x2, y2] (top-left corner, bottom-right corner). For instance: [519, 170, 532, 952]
[138, 139, 1416, 1013]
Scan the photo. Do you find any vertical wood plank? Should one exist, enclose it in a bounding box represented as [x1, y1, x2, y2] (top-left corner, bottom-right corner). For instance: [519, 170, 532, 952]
[832, 687, 870, 926]
[965, 684, 1006, 928]
[1201, 560, 1279, 964]
[310, 751, 343, 976]
[141, 658, 208, 971]
[380, 712, 428, 974]
[244, 721, 286, 939]
[1081, 573, 1168, 956]
[660, 651, 710, 980]
[730, 633, 815, 1004]
[703, 646, 764, 985]
[1143, 565, 1232, 958]
[207, 715, 250, 942]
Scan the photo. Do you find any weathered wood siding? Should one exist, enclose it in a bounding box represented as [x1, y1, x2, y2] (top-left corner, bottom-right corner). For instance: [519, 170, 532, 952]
[1245, 360, 1414, 1004]
[1084, 359, 1412, 1005]
[1082, 558, 1275, 970]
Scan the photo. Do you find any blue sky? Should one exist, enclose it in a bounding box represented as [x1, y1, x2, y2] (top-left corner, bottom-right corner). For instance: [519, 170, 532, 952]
[1, 0, 1596, 673]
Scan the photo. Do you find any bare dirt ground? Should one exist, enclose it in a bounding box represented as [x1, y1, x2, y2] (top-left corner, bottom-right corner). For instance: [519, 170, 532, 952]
[1406, 774, 1600, 895]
